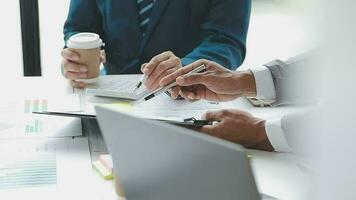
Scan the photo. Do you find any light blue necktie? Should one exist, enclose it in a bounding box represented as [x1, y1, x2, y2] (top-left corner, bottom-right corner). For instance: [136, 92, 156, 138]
[137, 0, 154, 36]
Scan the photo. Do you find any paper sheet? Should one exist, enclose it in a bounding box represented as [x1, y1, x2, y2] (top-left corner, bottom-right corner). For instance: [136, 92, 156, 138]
[0, 138, 102, 200]
[132, 95, 222, 120]
[86, 75, 143, 93]
[0, 95, 82, 139]
[88, 94, 223, 121]
[0, 114, 82, 139]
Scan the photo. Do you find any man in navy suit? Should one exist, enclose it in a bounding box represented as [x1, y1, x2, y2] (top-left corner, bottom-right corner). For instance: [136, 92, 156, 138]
[61, 0, 251, 89]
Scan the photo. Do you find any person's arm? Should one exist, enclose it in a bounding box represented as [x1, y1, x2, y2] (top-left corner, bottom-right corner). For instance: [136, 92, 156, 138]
[250, 53, 316, 106]
[252, 54, 316, 106]
[250, 66, 276, 100]
[142, 0, 251, 90]
[63, 0, 104, 42]
[181, 0, 251, 69]
[62, 0, 104, 88]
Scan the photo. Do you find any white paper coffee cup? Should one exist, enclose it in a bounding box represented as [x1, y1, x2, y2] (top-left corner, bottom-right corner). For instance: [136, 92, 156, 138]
[67, 32, 103, 49]
[67, 33, 104, 84]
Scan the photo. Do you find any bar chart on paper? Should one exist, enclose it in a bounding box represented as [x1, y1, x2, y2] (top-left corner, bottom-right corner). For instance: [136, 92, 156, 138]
[24, 99, 48, 114]
[22, 99, 47, 134]
[25, 119, 43, 134]
[0, 154, 57, 189]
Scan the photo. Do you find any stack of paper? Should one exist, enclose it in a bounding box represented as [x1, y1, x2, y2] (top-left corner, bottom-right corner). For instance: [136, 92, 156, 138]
[0, 79, 103, 199]
[0, 138, 101, 200]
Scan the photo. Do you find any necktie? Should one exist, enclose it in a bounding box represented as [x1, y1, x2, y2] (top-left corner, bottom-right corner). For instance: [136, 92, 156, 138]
[137, 0, 154, 36]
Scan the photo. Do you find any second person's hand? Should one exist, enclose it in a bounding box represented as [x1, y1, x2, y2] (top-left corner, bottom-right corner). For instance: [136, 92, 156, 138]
[61, 48, 88, 88]
[160, 59, 258, 102]
[61, 49, 106, 88]
[200, 109, 274, 151]
[141, 51, 182, 91]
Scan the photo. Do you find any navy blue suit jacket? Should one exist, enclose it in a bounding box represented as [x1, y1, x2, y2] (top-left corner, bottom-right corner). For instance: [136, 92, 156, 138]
[64, 0, 251, 74]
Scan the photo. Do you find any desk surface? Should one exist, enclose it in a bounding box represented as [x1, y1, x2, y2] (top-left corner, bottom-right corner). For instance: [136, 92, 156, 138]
[83, 96, 312, 200]
[0, 77, 312, 200]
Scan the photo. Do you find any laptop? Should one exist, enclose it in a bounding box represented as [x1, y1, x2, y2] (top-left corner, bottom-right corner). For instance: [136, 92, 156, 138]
[95, 105, 261, 200]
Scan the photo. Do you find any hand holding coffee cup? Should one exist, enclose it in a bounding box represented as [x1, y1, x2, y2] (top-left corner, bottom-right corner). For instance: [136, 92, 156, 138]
[62, 33, 104, 88]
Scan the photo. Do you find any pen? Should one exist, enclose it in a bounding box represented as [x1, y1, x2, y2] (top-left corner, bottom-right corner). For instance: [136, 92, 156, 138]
[138, 64, 206, 102]
[133, 75, 147, 93]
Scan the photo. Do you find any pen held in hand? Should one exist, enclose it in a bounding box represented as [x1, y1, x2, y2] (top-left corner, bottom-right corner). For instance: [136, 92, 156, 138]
[132, 75, 147, 93]
[137, 64, 206, 103]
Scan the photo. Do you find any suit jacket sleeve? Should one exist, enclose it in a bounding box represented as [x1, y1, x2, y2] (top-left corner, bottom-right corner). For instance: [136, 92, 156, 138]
[264, 54, 317, 106]
[181, 0, 251, 70]
[63, 0, 103, 43]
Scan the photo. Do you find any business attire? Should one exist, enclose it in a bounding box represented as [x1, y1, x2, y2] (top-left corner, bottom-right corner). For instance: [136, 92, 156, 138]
[64, 0, 251, 74]
[250, 54, 315, 152]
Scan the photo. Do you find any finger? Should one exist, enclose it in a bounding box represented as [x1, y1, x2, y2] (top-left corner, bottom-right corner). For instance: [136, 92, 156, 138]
[64, 71, 88, 80]
[179, 89, 196, 100]
[178, 85, 206, 100]
[170, 86, 181, 99]
[100, 50, 106, 63]
[200, 125, 222, 136]
[146, 62, 177, 90]
[176, 73, 213, 87]
[141, 63, 148, 73]
[160, 59, 209, 86]
[63, 60, 88, 73]
[70, 80, 86, 88]
[147, 68, 177, 90]
[62, 49, 80, 61]
[144, 51, 173, 76]
[202, 110, 227, 121]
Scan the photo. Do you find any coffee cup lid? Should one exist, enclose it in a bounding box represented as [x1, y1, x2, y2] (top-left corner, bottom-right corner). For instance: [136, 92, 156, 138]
[67, 33, 103, 49]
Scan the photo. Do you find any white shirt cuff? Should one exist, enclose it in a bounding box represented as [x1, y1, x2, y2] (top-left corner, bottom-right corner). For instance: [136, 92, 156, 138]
[250, 66, 276, 100]
[265, 119, 293, 152]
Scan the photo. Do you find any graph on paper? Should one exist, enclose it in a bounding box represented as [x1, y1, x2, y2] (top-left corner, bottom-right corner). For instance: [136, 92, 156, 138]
[24, 119, 43, 134]
[0, 153, 57, 189]
[24, 99, 48, 114]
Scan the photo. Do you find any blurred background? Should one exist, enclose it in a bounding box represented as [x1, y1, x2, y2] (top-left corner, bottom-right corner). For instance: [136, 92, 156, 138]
[0, 0, 315, 78]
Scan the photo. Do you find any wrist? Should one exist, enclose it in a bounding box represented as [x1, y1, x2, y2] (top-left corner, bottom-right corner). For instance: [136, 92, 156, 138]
[253, 120, 274, 151]
[232, 70, 257, 97]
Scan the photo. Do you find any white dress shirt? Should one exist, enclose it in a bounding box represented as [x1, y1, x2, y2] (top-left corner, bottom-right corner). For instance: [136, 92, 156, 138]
[251, 67, 292, 152]
[251, 66, 276, 100]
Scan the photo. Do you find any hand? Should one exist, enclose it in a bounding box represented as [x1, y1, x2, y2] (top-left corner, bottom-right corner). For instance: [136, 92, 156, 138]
[141, 51, 182, 90]
[61, 49, 106, 88]
[200, 109, 274, 151]
[160, 59, 257, 102]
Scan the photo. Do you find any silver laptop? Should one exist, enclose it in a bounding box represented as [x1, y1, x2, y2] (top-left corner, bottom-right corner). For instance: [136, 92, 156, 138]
[95, 105, 261, 200]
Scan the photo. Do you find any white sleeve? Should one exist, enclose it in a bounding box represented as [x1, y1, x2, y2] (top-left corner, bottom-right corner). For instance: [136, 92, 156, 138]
[265, 119, 293, 152]
[250, 66, 276, 100]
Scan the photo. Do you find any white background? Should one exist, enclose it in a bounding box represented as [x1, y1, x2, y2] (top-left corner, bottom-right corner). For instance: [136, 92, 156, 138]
[0, 1, 23, 79]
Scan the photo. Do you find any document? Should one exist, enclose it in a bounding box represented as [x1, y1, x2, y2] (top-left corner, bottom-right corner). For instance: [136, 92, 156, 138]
[85, 75, 151, 100]
[0, 95, 82, 139]
[107, 94, 223, 120]
[0, 138, 102, 200]
[0, 114, 82, 139]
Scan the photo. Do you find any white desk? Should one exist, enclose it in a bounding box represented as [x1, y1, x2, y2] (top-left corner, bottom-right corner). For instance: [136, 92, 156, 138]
[87, 92, 312, 200]
[0, 77, 312, 200]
